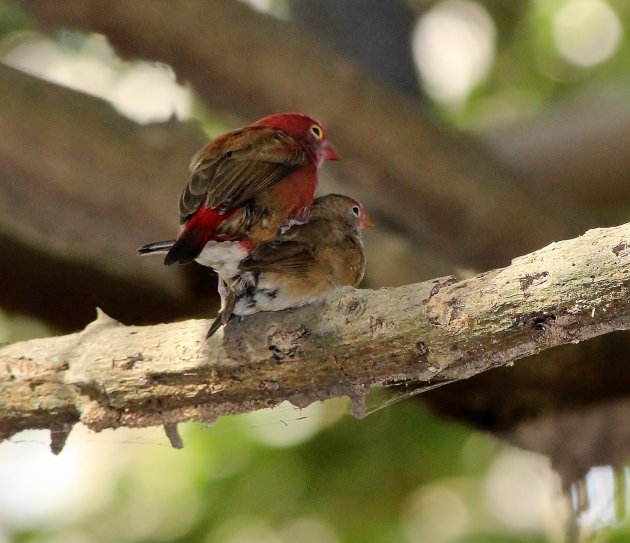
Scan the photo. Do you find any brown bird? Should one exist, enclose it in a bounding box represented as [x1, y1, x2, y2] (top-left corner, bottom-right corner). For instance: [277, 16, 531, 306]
[139, 113, 338, 276]
[207, 193, 373, 337]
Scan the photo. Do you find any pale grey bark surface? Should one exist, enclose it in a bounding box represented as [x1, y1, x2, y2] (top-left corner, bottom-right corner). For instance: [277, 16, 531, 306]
[1, 222, 629, 452]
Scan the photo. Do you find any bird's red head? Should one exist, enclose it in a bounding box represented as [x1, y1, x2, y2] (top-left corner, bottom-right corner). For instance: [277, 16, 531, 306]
[253, 112, 339, 166]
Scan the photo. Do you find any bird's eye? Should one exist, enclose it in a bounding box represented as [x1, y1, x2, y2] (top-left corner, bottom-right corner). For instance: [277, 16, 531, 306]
[351, 205, 361, 217]
[310, 124, 323, 139]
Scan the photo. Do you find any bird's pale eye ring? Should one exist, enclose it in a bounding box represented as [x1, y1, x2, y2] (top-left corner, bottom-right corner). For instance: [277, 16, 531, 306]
[310, 124, 323, 139]
[351, 205, 361, 217]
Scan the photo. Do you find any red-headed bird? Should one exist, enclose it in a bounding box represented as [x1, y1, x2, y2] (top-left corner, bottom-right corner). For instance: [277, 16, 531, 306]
[139, 113, 338, 275]
[207, 194, 373, 337]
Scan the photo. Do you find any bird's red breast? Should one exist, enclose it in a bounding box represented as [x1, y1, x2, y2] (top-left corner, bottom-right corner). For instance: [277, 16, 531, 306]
[164, 113, 337, 266]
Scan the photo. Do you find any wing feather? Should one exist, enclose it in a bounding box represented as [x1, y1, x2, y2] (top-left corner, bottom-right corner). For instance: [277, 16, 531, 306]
[178, 126, 307, 223]
[239, 240, 316, 276]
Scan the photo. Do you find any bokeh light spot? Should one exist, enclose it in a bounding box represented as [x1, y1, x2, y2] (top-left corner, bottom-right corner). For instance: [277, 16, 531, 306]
[484, 448, 564, 532]
[553, 0, 622, 67]
[412, 0, 496, 105]
[403, 483, 470, 543]
[2, 32, 192, 123]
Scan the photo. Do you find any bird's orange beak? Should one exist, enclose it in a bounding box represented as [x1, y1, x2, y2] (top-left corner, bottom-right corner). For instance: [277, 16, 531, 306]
[360, 214, 374, 229]
[323, 142, 340, 161]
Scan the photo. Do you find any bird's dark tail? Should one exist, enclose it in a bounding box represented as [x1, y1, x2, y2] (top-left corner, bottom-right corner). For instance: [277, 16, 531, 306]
[138, 240, 175, 255]
[206, 288, 236, 339]
[164, 229, 208, 265]
[164, 206, 228, 265]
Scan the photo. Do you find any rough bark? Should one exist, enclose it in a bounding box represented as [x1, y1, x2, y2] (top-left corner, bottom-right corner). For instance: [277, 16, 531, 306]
[12, 0, 584, 268]
[1, 222, 629, 452]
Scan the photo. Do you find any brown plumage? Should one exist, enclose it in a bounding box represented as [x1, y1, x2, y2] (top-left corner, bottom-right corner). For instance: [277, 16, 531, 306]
[206, 194, 373, 338]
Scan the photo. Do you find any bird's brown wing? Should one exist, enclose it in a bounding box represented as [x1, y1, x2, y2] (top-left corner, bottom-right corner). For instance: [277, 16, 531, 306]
[179, 126, 307, 223]
[239, 240, 316, 276]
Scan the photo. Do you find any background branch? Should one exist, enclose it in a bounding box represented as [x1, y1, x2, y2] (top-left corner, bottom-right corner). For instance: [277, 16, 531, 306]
[12, 0, 586, 269]
[0, 64, 450, 330]
[487, 81, 630, 218]
[0, 63, 216, 328]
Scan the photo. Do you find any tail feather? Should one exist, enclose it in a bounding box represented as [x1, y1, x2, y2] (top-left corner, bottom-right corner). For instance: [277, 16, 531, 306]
[206, 289, 236, 339]
[138, 240, 175, 255]
[164, 206, 232, 265]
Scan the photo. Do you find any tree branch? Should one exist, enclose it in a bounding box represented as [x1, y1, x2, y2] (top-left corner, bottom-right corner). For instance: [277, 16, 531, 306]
[12, 0, 585, 268]
[2, 222, 629, 451]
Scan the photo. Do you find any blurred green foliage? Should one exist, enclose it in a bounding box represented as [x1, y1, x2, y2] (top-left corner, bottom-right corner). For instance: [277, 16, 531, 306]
[0, 308, 51, 343]
[10, 403, 552, 543]
[0, 1, 30, 35]
[431, 0, 630, 128]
